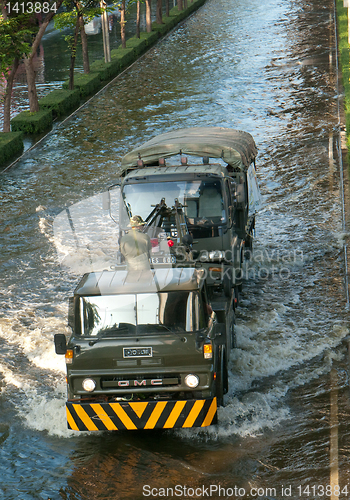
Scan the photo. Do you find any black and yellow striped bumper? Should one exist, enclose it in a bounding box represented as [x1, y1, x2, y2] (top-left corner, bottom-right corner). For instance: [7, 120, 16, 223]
[66, 398, 217, 431]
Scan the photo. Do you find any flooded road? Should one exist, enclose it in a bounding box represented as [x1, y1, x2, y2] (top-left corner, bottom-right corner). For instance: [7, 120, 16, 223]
[1, 0, 350, 498]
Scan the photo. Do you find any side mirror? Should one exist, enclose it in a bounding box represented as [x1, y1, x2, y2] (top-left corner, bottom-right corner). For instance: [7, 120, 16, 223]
[236, 184, 246, 204]
[54, 334, 67, 355]
[102, 181, 121, 211]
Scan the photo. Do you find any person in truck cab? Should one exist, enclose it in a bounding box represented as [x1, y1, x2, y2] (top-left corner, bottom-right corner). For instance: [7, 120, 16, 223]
[120, 215, 152, 270]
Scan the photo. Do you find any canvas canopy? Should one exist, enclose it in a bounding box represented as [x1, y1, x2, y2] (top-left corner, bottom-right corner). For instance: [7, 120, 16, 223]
[121, 127, 257, 171]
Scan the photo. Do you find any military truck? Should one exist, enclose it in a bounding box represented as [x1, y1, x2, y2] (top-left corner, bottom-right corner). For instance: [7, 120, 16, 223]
[110, 126, 261, 298]
[54, 127, 260, 431]
[54, 266, 235, 431]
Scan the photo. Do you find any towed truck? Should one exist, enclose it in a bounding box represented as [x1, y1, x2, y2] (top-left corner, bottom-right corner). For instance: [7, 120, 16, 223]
[54, 127, 261, 431]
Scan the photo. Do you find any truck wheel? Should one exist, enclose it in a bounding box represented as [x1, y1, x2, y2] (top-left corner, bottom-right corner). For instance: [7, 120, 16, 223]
[230, 319, 237, 349]
[234, 285, 241, 305]
[215, 349, 227, 407]
[223, 350, 228, 395]
[215, 372, 224, 407]
[223, 268, 233, 297]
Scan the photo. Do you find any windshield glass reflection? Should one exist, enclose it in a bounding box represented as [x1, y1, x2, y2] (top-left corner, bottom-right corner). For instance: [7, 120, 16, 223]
[79, 291, 205, 336]
[123, 180, 225, 225]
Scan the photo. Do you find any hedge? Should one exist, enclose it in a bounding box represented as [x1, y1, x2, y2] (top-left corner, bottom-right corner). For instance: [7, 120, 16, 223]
[110, 47, 137, 70]
[39, 89, 81, 118]
[11, 109, 52, 134]
[139, 30, 160, 47]
[89, 58, 121, 81]
[62, 72, 101, 98]
[125, 36, 149, 56]
[169, 5, 188, 21]
[0, 132, 24, 166]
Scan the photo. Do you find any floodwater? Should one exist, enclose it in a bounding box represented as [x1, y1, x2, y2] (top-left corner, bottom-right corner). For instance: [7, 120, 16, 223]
[1, 0, 350, 498]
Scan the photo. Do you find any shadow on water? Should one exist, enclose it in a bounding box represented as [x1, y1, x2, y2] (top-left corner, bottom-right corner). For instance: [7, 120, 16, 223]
[61, 430, 267, 499]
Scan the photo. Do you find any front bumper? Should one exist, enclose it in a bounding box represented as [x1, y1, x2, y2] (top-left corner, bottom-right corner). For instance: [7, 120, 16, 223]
[66, 397, 217, 431]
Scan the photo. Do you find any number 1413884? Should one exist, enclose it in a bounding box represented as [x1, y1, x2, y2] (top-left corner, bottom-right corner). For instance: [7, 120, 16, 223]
[5, 2, 57, 14]
[297, 485, 349, 497]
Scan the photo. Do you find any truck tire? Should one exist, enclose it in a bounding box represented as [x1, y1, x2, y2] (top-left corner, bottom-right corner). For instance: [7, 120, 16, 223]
[223, 268, 233, 297]
[215, 372, 224, 407]
[223, 349, 228, 395]
[230, 318, 237, 349]
[215, 348, 228, 407]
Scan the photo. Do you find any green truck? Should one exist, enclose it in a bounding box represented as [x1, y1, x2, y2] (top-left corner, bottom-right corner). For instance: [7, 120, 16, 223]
[54, 127, 260, 431]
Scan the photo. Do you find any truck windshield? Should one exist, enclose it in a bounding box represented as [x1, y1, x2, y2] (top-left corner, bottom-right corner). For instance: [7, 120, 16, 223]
[79, 291, 205, 336]
[123, 180, 225, 225]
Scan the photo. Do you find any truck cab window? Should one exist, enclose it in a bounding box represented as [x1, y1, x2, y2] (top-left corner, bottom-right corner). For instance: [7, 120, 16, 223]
[123, 179, 226, 229]
[78, 291, 205, 336]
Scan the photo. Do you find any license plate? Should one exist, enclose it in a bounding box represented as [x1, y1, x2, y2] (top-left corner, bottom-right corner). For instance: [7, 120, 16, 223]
[150, 255, 176, 264]
[123, 347, 153, 358]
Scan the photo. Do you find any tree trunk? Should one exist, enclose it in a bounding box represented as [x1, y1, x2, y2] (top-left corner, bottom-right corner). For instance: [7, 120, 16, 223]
[136, 0, 140, 38]
[156, 0, 162, 24]
[1, 0, 7, 19]
[23, 55, 39, 112]
[3, 58, 19, 133]
[78, 11, 89, 73]
[145, 0, 151, 33]
[166, 0, 169, 18]
[120, 0, 126, 49]
[69, 17, 80, 90]
[24, 0, 64, 112]
[177, 0, 183, 11]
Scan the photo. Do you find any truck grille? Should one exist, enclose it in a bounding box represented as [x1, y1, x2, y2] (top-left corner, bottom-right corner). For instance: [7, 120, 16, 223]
[101, 374, 180, 390]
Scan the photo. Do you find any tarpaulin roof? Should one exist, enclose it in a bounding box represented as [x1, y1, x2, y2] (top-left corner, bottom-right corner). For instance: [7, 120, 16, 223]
[121, 127, 257, 171]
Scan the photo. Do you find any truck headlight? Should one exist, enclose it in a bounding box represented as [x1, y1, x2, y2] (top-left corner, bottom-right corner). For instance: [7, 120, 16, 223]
[184, 374, 199, 388]
[82, 378, 96, 392]
[209, 250, 224, 260]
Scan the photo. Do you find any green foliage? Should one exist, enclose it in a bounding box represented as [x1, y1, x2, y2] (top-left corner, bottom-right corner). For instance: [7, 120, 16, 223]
[54, 0, 109, 31]
[39, 88, 81, 116]
[11, 109, 53, 134]
[89, 58, 121, 80]
[336, 0, 350, 164]
[62, 72, 101, 96]
[0, 132, 23, 165]
[124, 36, 147, 55]
[0, 14, 36, 77]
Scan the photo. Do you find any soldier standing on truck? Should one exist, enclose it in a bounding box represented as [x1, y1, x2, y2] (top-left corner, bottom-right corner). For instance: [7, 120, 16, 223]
[120, 215, 152, 270]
